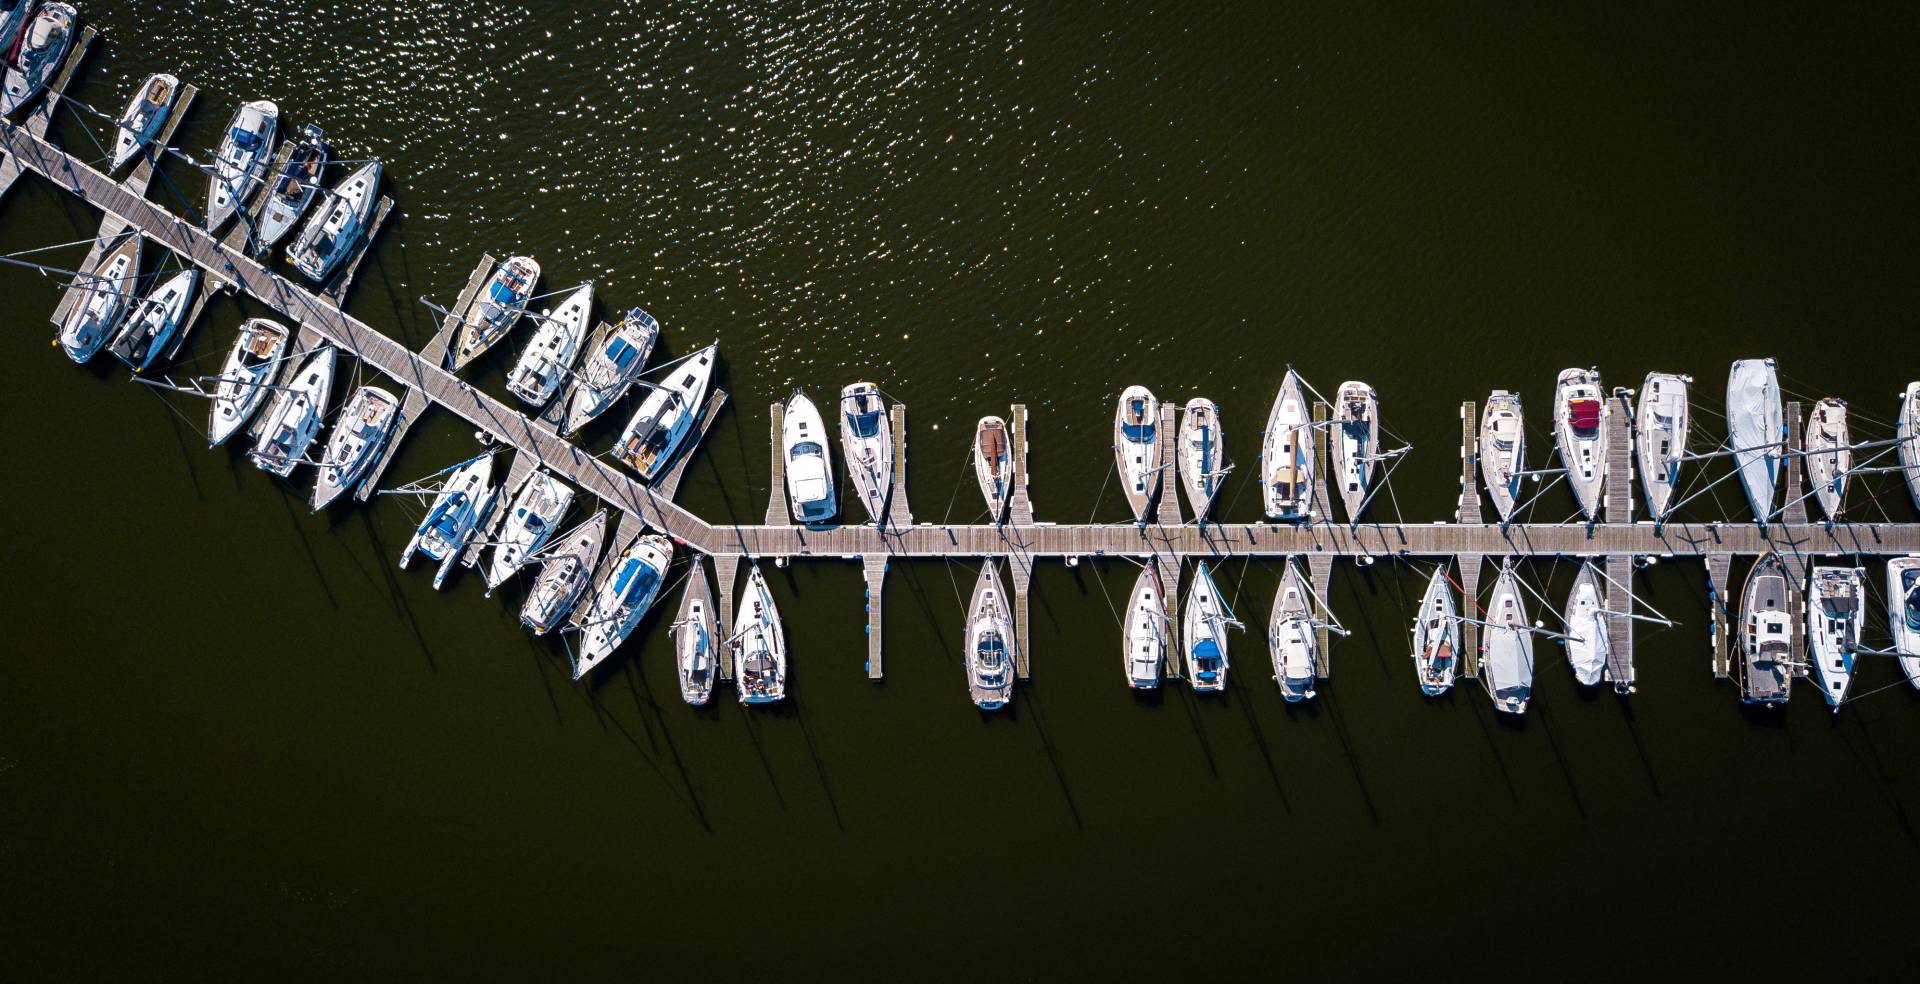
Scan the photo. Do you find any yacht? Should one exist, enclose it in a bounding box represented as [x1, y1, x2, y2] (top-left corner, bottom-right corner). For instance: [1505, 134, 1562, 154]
[1563, 562, 1610, 686]
[1483, 563, 1535, 714]
[839, 382, 892, 524]
[251, 124, 328, 256]
[398, 453, 498, 591]
[310, 385, 399, 509]
[612, 342, 717, 480]
[1262, 370, 1314, 520]
[1330, 382, 1378, 523]
[575, 533, 673, 678]
[1806, 566, 1862, 710]
[1113, 385, 1161, 522]
[964, 560, 1018, 710]
[505, 283, 593, 407]
[1737, 554, 1793, 706]
[1121, 563, 1168, 689]
[1886, 557, 1920, 690]
[207, 318, 289, 446]
[0, 2, 73, 117]
[1183, 562, 1239, 693]
[782, 389, 837, 523]
[1899, 383, 1920, 511]
[673, 566, 717, 706]
[249, 345, 336, 478]
[205, 99, 279, 232]
[288, 160, 383, 282]
[1412, 565, 1460, 697]
[1727, 358, 1785, 523]
[1635, 372, 1690, 520]
[518, 510, 606, 636]
[449, 255, 540, 370]
[1177, 399, 1224, 522]
[561, 308, 658, 435]
[1803, 398, 1850, 522]
[733, 564, 788, 704]
[111, 72, 178, 172]
[1479, 391, 1526, 521]
[107, 269, 197, 373]
[0, 1, 34, 63]
[1553, 368, 1607, 521]
[1268, 559, 1318, 701]
[974, 415, 1013, 523]
[56, 230, 141, 363]
[484, 471, 575, 593]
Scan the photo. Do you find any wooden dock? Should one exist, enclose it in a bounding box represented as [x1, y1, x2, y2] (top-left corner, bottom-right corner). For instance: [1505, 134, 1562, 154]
[713, 555, 741, 680]
[765, 401, 788, 527]
[1008, 403, 1034, 527]
[863, 554, 886, 680]
[885, 402, 912, 528]
[1605, 553, 1635, 691]
[1707, 553, 1733, 678]
[1154, 401, 1181, 526]
[1458, 554, 1482, 679]
[1458, 401, 1481, 524]
[220, 140, 292, 253]
[1010, 552, 1033, 680]
[1307, 552, 1333, 677]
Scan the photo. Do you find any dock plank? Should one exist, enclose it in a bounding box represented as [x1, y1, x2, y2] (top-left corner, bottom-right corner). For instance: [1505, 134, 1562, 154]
[1605, 553, 1635, 692]
[863, 554, 886, 680]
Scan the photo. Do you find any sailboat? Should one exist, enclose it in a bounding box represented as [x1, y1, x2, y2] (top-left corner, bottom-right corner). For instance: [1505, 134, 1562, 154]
[672, 564, 717, 706]
[964, 560, 1018, 710]
[1899, 383, 1920, 511]
[1330, 382, 1379, 522]
[1803, 398, 1850, 522]
[288, 159, 384, 282]
[1262, 370, 1314, 520]
[111, 72, 178, 172]
[1635, 372, 1690, 520]
[612, 342, 718, 481]
[1737, 554, 1793, 706]
[1479, 391, 1526, 521]
[518, 510, 606, 636]
[1727, 358, 1785, 523]
[205, 99, 279, 232]
[1113, 385, 1161, 522]
[251, 123, 328, 256]
[56, 230, 141, 364]
[107, 269, 197, 373]
[248, 345, 336, 478]
[505, 283, 593, 407]
[1806, 566, 1862, 710]
[1562, 562, 1610, 686]
[839, 382, 893, 524]
[974, 415, 1013, 523]
[0, 1, 37, 74]
[561, 308, 658, 435]
[0, 2, 73, 117]
[733, 564, 788, 704]
[575, 533, 673, 678]
[208, 318, 288, 446]
[1268, 560, 1318, 701]
[310, 385, 399, 509]
[782, 389, 837, 524]
[484, 471, 575, 593]
[1177, 399, 1225, 522]
[448, 255, 540, 370]
[1122, 563, 1168, 689]
[1482, 563, 1535, 714]
[1182, 562, 1239, 693]
[1411, 565, 1460, 697]
[1886, 557, 1920, 691]
[398, 453, 499, 591]
[1553, 368, 1607, 521]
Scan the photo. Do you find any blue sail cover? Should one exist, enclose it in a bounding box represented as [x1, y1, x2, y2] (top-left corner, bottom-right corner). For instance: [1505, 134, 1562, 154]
[607, 337, 636, 369]
[230, 126, 261, 150]
[488, 281, 519, 305]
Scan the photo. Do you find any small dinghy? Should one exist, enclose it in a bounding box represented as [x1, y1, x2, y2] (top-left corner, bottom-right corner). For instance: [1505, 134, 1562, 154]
[311, 385, 400, 510]
[1807, 566, 1863, 710]
[733, 564, 788, 704]
[1482, 563, 1535, 715]
[781, 389, 837, 524]
[1331, 382, 1382, 523]
[964, 560, 1018, 710]
[111, 72, 178, 172]
[56, 230, 141, 363]
[288, 160, 383, 281]
[1804, 398, 1851, 522]
[1412, 565, 1460, 697]
[1886, 557, 1920, 691]
[398, 453, 499, 591]
[1479, 391, 1526, 521]
[519, 510, 606, 636]
[561, 308, 658, 435]
[839, 382, 893, 524]
[1727, 358, 1785, 523]
[505, 283, 593, 407]
[205, 100, 279, 232]
[107, 269, 197, 373]
[612, 342, 718, 481]
[1737, 554, 1793, 706]
[1899, 382, 1920, 512]
[252, 124, 328, 256]
[1121, 563, 1168, 689]
[0, 2, 73, 117]
[974, 415, 1014, 523]
[1177, 399, 1225, 522]
[1182, 562, 1240, 693]
[1563, 562, 1610, 687]
[1554, 368, 1607, 521]
[249, 345, 336, 478]
[1113, 385, 1161, 522]
[672, 564, 717, 706]
[207, 318, 289, 446]
[1268, 559, 1318, 701]
[1262, 370, 1315, 520]
[484, 471, 575, 593]
[576, 533, 673, 678]
[449, 255, 540, 370]
[1635, 372, 1690, 520]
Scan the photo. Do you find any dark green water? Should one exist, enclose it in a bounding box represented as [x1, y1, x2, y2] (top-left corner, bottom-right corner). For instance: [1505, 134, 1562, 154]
[5, 1, 1919, 976]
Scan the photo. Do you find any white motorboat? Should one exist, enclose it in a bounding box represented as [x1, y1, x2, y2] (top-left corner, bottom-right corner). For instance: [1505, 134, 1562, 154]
[1262, 370, 1314, 520]
[1330, 382, 1379, 523]
[0, 2, 73, 117]
[782, 389, 837, 524]
[1803, 398, 1850, 522]
[1177, 399, 1225, 522]
[1483, 563, 1535, 714]
[288, 159, 382, 281]
[1479, 391, 1526, 521]
[1807, 566, 1862, 710]
[974, 415, 1014, 523]
[107, 268, 197, 373]
[1886, 557, 1920, 691]
[398, 453, 498, 591]
[205, 99, 278, 232]
[249, 345, 336, 478]
[1412, 564, 1459, 697]
[1563, 562, 1610, 687]
[519, 510, 606, 636]
[252, 123, 327, 256]
[484, 471, 575, 593]
[575, 533, 673, 678]
[449, 255, 540, 370]
[561, 307, 658, 435]
[310, 385, 399, 510]
[839, 382, 892, 524]
[964, 560, 1018, 710]
[612, 342, 718, 480]
[110, 72, 178, 172]
[505, 283, 593, 407]
[1727, 358, 1784, 523]
[1899, 383, 1920, 512]
[1121, 563, 1168, 689]
[1553, 368, 1607, 521]
[1183, 562, 1240, 693]
[56, 230, 141, 363]
[1268, 559, 1317, 701]
[207, 318, 288, 446]
[733, 564, 788, 704]
[672, 565, 717, 706]
[1635, 372, 1690, 520]
[1113, 385, 1161, 522]
[1738, 554, 1793, 706]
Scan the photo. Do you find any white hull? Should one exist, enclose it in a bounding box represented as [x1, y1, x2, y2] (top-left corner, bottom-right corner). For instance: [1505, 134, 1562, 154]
[506, 283, 593, 407]
[1899, 383, 1920, 512]
[562, 308, 658, 435]
[108, 269, 198, 373]
[111, 73, 178, 172]
[206, 100, 279, 232]
[1331, 382, 1379, 522]
[1177, 399, 1223, 522]
[289, 160, 383, 281]
[1635, 372, 1690, 519]
[311, 385, 400, 509]
[57, 231, 141, 364]
[576, 534, 673, 677]
[1553, 368, 1606, 521]
[1727, 358, 1784, 522]
[1807, 566, 1862, 709]
[1738, 555, 1793, 705]
[613, 343, 718, 480]
[674, 567, 717, 706]
[1804, 399, 1850, 522]
[398, 454, 498, 592]
[974, 416, 1014, 523]
[519, 510, 606, 635]
[254, 126, 328, 256]
[1123, 563, 1167, 689]
[1268, 560, 1317, 701]
[208, 318, 288, 446]
[782, 389, 837, 523]
[1182, 563, 1235, 692]
[1483, 565, 1534, 714]
[1886, 558, 1920, 691]
[0, 3, 74, 117]
[1563, 563, 1609, 686]
[1479, 391, 1525, 521]
[1412, 566, 1459, 696]
[250, 346, 337, 478]
[1114, 385, 1160, 522]
[1262, 370, 1314, 520]
[839, 382, 892, 524]
[734, 566, 787, 704]
[450, 256, 540, 370]
[965, 560, 1018, 710]
[485, 471, 575, 592]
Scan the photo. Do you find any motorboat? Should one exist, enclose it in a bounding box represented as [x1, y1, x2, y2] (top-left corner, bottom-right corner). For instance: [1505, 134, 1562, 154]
[1262, 370, 1314, 520]
[1329, 382, 1379, 523]
[111, 72, 178, 171]
[310, 385, 399, 509]
[484, 471, 575, 593]
[1411, 564, 1459, 697]
[1182, 562, 1240, 693]
[561, 307, 658, 435]
[519, 510, 606, 636]
[781, 389, 837, 524]
[1113, 385, 1161, 522]
[1553, 368, 1607, 521]
[0, 2, 73, 117]
[505, 283, 593, 407]
[249, 345, 336, 478]
[839, 382, 892, 524]
[1268, 559, 1317, 701]
[56, 230, 140, 363]
[672, 565, 717, 706]
[1482, 563, 1535, 714]
[1803, 398, 1851, 522]
[1886, 557, 1920, 690]
[205, 99, 279, 232]
[974, 415, 1013, 523]
[1899, 383, 1920, 511]
[398, 453, 498, 591]
[1479, 391, 1526, 521]
[1737, 554, 1793, 706]
[1563, 562, 1610, 686]
[288, 159, 383, 281]
[612, 342, 717, 480]
[207, 318, 288, 446]
[1177, 399, 1224, 522]
[449, 255, 540, 370]
[733, 564, 788, 704]
[107, 268, 197, 373]
[1807, 566, 1862, 710]
[1635, 372, 1690, 520]
[1727, 358, 1784, 523]
[575, 533, 673, 678]
[964, 560, 1018, 710]
[252, 123, 328, 256]
[1121, 563, 1168, 689]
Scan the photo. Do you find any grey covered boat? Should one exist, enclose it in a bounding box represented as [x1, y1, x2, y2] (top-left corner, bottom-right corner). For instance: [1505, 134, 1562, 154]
[1727, 358, 1784, 522]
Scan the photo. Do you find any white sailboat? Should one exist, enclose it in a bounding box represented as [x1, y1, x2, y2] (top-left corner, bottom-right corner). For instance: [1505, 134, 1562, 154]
[1113, 385, 1161, 522]
[505, 283, 593, 407]
[1331, 382, 1379, 523]
[733, 564, 787, 704]
[1806, 566, 1862, 710]
[1268, 559, 1318, 701]
[249, 345, 336, 478]
[1738, 554, 1793, 706]
[1262, 370, 1314, 520]
[1635, 372, 1690, 520]
[575, 533, 673, 678]
[561, 308, 658, 435]
[107, 269, 197, 373]
[1183, 562, 1240, 693]
[1803, 398, 1850, 522]
[1563, 562, 1610, 686]
[1899, 383, 1920, 512]
[1412, 565, 1459, 697]
[519, 510, 606, 636]
[311, 386, 400, 510]
[252, 124, 328, 256]
[208, 318, 289, 446]
[1886, 557, 1920, 691]
[484, 471, 575, 593]
[673, 565, 717, 706]
[398, 453, 499, 591]
[1553, 368, 1607, 521]
[1482, 563, 1535, 714]
[111, 72, 178, 172]
[1479, 391, 1526, 521]
[964, 560, 1018, 710]
[1727, 358, 1785, 523]
[205, 99, 278, 232]
[449, 255, 540, 370]
[1177, 399, 1225, 522]
[782, 389, 837, 524]
[612, 342, 718, 481]
[288, 159, 383, 281]
[0, 2, 74, 117]
[56, 230, 141, 364]
[974, 415, 1014, 523]
[1122, 563, 1168, 690]
[839, 382, 892, 524]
